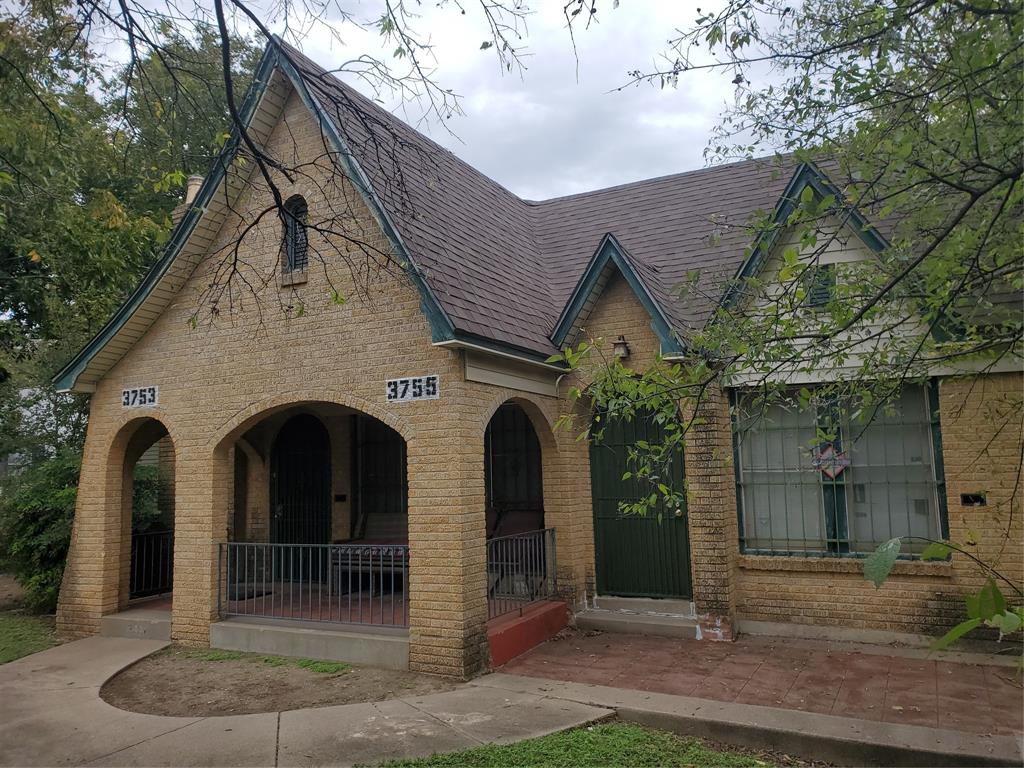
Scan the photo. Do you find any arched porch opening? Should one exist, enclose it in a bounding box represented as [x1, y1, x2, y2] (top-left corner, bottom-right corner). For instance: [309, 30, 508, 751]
[484, 402, 544, 538]
[219, 402, 408, 627]
[483, 399, 556, 619]
[116, 417, 177, 609]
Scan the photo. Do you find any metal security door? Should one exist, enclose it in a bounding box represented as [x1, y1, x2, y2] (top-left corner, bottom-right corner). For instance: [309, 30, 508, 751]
[271, 414, 332, 546]
[589, 411, 692, 598]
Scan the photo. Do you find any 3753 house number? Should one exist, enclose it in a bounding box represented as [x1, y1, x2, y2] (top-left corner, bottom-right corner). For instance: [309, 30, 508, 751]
[122, 386, 158, 407]
[386, 375, 439, 402]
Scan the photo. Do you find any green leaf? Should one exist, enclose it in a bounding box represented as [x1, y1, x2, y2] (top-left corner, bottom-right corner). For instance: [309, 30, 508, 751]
[863, 537, 901, 588]
[987, 610, 1022, 638]
[965, 592, 980, 619]
[931, 617, 981, 651]
[544, 353, 564, 363]
[920, 541, 952, 561]
[976, 579, 1006, 620]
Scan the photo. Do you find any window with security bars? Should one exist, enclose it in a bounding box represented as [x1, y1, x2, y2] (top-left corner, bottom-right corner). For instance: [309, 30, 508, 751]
[731, 383, 947, 557]
[282, 195, 309, 272]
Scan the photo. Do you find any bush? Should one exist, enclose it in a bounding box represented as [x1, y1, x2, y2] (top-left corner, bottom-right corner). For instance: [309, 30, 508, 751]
[0, 450, 80, 612]
[132, 464, 165, 532]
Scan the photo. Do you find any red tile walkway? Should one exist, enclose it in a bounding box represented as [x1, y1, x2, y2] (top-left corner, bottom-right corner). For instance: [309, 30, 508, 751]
[501, 630, 1023, 737]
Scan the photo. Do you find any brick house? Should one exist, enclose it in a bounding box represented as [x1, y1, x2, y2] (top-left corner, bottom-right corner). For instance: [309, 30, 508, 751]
[54, 39, 1022, 677]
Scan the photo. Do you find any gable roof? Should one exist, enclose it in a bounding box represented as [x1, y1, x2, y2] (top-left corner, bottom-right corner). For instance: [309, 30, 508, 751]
[54, 38, 851, 392]
[719, 161, 891, 310]
[551, 234, 685, 355]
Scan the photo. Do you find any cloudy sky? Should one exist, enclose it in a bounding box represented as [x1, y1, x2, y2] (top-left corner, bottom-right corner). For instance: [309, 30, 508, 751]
[297, 2, 736, 200]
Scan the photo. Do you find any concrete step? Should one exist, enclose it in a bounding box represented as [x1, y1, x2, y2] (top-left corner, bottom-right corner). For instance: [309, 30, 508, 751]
[99, 607, 171, 641]
[593, 596, 695, 617]
[210, 616, 410, 670]
[575, 609, 699, 638]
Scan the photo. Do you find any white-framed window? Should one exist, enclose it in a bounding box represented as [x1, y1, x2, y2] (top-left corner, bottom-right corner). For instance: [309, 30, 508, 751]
[731, 382, 948, 557]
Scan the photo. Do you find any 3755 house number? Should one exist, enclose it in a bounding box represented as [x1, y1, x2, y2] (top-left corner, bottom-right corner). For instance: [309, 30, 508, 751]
[386, 375, 439, 402]
[122, 386, 158, 407]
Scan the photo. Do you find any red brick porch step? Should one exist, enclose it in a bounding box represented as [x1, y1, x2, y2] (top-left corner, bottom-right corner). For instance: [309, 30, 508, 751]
[487, 600, 568, 667]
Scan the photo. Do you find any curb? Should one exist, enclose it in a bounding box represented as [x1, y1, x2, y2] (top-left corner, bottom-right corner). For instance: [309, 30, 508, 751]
[474, 674, 1023, 767]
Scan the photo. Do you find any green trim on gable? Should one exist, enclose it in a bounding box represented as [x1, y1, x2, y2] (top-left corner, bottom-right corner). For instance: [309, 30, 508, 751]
[53, 38, 457, 392]
[720, 162, 890, 310]
[272, 41, 454, 343]
[52, 46, 280, 392]
[551, 233, 685, 356]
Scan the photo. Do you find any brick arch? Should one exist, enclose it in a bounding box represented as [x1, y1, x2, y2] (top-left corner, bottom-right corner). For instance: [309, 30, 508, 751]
[107, 414, 179, 612]
[480, 392, 569, 539]
[207, 389, 414, 454]
[100, 407, 181, 460]
[478, 390, 559, 449]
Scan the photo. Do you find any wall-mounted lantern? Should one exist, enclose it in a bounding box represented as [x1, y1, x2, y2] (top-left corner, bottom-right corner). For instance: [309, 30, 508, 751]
[613, 335, 631, 360]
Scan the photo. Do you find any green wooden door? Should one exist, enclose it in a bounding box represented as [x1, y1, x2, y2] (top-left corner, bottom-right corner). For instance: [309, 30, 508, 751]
[589, 412, 692, 598]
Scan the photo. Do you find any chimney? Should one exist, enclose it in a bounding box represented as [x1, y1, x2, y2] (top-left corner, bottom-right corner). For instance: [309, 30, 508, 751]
[171, 174, 204, 226]
[184, 174, 204, 205]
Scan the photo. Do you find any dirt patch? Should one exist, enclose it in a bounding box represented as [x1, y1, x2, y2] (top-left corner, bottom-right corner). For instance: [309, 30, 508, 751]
[0, 574, 26, 611]
[101, 646, 460, 716]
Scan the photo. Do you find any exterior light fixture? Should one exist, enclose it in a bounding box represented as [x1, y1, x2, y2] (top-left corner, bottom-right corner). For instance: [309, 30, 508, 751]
[613, 335, 630, 360]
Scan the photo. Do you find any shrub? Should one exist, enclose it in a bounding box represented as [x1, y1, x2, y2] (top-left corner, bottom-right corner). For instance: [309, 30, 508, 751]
[131, 464, 165, 531]
[0, 450, 80, 612]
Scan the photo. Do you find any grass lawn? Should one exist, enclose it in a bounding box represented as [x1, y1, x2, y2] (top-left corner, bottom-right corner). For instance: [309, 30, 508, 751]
[0, 610, 58, 664]
[381, 723, 775, 768]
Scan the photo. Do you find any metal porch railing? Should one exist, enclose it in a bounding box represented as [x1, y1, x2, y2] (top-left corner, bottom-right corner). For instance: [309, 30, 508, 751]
[486, 528, 557, 620]
[130, 530, 174, 599]
[218, 542, 409, 627]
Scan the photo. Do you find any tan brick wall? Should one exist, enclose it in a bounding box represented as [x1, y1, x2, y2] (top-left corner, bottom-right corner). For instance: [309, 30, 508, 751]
[734, 372, 1023, 635]
[683, 385, 740, 639]
[56, 77, 1020, 671]
[558, 264, 1023, 640]
[56, 86, 558, 677]
[575, 270, 663, 372]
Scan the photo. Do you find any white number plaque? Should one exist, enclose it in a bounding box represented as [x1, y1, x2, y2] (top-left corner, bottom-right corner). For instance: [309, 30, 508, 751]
[385, 375, 439, 402]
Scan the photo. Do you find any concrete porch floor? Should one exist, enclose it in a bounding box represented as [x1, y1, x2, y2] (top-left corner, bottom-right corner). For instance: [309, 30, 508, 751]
[500, 630, 1023, 737]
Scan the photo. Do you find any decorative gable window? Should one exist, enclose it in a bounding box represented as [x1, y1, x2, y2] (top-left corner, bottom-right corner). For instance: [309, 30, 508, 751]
[732, 383, 947, 557]
[282, 195, 309, 274]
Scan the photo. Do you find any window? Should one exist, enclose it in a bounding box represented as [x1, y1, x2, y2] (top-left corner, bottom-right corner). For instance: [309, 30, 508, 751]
[282, 195, 308, 273]
[732, 383, 947, 557]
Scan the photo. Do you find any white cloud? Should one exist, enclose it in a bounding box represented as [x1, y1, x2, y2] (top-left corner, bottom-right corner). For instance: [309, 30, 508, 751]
[299, 1, 737, 199]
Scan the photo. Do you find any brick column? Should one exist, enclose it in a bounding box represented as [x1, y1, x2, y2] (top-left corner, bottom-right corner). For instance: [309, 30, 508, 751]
[683, 384, 740, 640]
[406, 426, 489, 678]
[170, 441, 232, 645]
[547, 422, 593, 607]
[56, 427, 122, 637]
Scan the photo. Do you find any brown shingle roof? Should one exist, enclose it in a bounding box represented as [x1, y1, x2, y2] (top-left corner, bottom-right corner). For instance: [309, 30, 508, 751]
[282, 42, 799, 356]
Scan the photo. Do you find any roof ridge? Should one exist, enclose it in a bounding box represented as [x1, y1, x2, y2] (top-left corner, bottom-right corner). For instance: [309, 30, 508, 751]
[526, 154, 791, 206]
[276, 38, 559, 322]
[275, 40, 792, 211]
[275, 39, 530, 209]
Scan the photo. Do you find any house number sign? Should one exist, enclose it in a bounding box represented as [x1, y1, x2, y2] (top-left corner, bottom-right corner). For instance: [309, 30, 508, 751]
[122, 386, 158, 407]
[385, 375, 439, 402]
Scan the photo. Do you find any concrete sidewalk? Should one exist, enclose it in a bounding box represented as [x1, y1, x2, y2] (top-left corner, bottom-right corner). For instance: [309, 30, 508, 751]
[0, 638, 611, 767]
[473, 673, 1023, 767]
